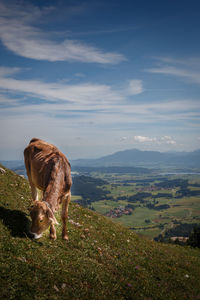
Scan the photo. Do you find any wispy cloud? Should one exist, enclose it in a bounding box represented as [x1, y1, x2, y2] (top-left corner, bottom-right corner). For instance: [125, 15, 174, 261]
[147, 56, 200, 84]
[0, 93, 18, 105]
[147, 66, 200, 84]
[0, 67, 123, 104]
[152, 56, 200, 68]
[0, 67, 199, 121]
[0, 66, 21, 77]
[0, 2, 126, 64]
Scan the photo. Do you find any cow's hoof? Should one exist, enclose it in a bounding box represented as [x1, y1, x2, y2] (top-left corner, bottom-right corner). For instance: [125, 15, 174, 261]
[62, 235, 69, 241]
[49, 234, 57, 240]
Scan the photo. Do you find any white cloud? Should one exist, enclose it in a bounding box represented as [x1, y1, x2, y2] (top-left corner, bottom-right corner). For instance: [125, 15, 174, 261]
[128, 80, 143, 95]
[160, 136, 176, 145]
[133, 136, 156, 143]
[133, 135, 176, 145]
[0, 2, 126, 64]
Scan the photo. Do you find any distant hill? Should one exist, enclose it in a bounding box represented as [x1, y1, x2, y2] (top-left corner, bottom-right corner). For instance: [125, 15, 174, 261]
[0, 160, 24, 169]
[1, 164, 200, 299]
[1, 149, 200, 173]
[72, 149, 200, 168]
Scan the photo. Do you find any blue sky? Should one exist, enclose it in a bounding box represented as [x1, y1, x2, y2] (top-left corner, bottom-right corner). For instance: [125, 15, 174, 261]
[0, 0, 200, 160]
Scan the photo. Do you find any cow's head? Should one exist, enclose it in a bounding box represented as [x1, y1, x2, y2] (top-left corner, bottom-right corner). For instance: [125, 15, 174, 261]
[28, 201, 58, 239]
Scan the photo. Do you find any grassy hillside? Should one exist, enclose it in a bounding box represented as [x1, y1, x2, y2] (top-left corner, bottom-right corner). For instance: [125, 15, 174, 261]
[1, 164, 200, 300]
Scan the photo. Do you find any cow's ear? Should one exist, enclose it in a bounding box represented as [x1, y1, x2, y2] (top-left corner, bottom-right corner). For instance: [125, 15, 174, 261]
[46, 208, 59, 225]
[28, 201, 37, 211]
[28, 203, 34, 212]
[28, 206, 33, 212]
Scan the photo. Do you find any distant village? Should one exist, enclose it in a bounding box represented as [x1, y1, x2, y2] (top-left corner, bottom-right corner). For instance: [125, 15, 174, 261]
[104, 206, 133, 218]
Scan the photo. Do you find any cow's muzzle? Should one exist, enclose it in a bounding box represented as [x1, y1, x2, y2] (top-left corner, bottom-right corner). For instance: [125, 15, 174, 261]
[29, 232, 43, 239]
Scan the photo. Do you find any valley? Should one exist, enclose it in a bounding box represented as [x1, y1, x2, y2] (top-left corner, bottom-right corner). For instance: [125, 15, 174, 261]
[2, 147, 200, 241]
[71, 170, 200, 240]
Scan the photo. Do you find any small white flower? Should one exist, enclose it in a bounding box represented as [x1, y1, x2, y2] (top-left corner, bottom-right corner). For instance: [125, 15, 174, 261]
[62, 283, 66, 289]
[185, 274, 189, 278]
[53, 285, 59, 292]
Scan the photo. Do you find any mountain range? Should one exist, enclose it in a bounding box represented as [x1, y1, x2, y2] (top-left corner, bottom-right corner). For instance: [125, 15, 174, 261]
[72, 148, 200, 169]
[1, 148, 200, 171]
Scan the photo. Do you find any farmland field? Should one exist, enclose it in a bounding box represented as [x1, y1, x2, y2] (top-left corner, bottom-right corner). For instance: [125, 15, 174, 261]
[72, 171, 200, 239]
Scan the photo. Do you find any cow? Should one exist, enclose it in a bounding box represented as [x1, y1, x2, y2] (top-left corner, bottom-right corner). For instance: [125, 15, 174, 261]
[24, 138, 72, 240]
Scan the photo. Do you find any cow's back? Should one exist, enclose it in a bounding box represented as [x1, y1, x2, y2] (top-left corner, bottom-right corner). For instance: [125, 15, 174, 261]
[24, 138, 71, 191]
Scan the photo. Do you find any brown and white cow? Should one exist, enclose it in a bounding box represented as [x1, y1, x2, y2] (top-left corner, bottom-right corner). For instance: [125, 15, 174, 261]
[24, 138, 72, 240]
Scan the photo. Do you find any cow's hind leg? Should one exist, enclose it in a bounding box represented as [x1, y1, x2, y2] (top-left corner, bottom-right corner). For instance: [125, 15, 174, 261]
[24, 153, 39, 201]
[61, 192, 71, 240]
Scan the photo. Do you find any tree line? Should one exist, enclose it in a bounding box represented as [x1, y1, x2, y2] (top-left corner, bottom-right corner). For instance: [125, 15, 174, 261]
[155, 223, 200, 248]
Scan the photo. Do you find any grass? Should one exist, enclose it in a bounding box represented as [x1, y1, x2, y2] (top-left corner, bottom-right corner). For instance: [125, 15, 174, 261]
[1, 164, 200, 299]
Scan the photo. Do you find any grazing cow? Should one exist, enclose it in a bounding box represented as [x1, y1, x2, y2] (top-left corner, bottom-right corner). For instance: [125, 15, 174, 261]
[24, 138, 72, 240]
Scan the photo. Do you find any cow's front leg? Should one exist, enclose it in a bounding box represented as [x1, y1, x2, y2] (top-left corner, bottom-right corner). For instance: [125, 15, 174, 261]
[49, 224, 56, 240]
[61, 192, 71, 240]
[30, 182, 39, 201]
